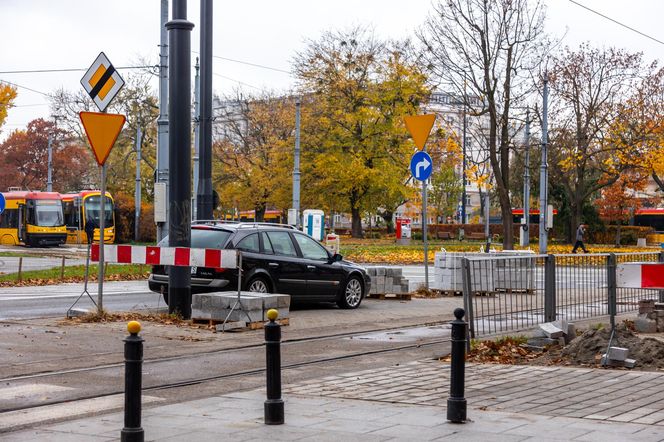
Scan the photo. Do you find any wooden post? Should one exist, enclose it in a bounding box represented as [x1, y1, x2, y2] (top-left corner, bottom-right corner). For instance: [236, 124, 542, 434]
[18, 257, 23, 282]
[61, 256, 66, 280]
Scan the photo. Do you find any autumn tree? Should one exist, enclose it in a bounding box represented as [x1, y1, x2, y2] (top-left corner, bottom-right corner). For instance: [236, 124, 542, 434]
[295, 28, 430, 237]
[418, 0, 547, 248]
[596, 171, 649, 246]
[0, 83, 18, 133]
[213, 91, 295, 221]
[608, 63, 664, 193]
[49, 70, 159, 198]
[0, 118, 90, 191]
[547, 44, 643, 240]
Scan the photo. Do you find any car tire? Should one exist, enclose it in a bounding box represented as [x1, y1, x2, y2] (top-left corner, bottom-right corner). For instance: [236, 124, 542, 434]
[337, 275, 363, 309]
[246, 276, 271, 293]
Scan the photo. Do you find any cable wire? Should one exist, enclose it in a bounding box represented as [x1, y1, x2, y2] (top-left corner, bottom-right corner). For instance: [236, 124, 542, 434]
[568, 0, 664, 46]
[0, 65, 156, 75]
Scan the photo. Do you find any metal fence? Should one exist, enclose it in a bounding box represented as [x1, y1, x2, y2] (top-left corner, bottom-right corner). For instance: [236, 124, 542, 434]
[462, 251, 664, 338]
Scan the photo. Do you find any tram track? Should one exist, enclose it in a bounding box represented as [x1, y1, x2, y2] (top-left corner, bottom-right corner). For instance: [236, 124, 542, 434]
[1, 322, 453, 415]
[0, 319, 450, 383]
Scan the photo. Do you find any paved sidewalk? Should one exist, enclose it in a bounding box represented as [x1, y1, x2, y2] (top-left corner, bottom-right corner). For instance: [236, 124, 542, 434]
[3, 361, 664, 441]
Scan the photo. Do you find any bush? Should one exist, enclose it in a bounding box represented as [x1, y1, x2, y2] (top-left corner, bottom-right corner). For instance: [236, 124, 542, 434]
[588, 225, 653, 245]
[114, 193, 156, 244]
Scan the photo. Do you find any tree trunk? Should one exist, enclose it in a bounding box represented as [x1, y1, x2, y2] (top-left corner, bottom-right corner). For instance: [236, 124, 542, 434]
[615, 224, 622, 248]
[255, 204, 266, 222]
[351, 207, 363, 238]
[497, 186, 514, 249]
[380, 210, 395, 234]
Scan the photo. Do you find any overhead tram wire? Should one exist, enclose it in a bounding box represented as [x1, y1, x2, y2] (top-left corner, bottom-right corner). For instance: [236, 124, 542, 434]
[0, 65, 157, 75]
[569, 0, 664, 46]
[0, 79, 50, 96]
[192, 51, 292, 75]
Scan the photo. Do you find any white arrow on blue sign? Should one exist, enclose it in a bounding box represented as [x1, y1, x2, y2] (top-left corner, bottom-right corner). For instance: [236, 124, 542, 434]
[410, 151, 433, 181]
[0, 192, 5, 215]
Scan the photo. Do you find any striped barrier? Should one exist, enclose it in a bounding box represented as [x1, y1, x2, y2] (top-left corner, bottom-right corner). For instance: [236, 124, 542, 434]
[617, 262, 664, 289]
[91, 244, 238, 268]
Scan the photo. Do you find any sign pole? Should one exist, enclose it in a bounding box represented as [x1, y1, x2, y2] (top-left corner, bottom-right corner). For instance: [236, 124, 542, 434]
[423, 178, 429, 288]
[404, 114, 436, 291]
[98, 163, 106, 314]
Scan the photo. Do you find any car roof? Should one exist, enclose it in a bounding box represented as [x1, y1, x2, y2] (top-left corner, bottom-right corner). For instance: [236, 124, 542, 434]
[191, 220, 297, 232]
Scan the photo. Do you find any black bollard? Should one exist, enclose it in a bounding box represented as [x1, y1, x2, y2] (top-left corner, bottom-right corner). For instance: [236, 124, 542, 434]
[447, 308, 467, 423]
[264, 309, 284, 425]
[121, 321, 144, 442]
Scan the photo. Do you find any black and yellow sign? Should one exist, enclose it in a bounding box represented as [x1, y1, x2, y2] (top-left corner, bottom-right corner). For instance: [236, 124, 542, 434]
[80, 52, 125, 112]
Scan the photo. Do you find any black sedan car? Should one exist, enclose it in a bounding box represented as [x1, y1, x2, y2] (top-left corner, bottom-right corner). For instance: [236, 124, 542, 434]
[148, 221, 370, 309]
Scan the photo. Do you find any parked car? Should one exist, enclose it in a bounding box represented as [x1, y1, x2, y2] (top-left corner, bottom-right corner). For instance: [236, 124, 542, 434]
[148, 221, 370, 309]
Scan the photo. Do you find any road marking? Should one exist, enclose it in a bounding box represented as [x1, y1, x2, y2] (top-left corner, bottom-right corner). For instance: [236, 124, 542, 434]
[0, 290, 151, 301]
[0, 384, 73, 402]
[0, 393, 163, 433]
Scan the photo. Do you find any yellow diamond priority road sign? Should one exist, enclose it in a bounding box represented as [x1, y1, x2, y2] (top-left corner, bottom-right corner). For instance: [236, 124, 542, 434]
[80, 52, 125, 112]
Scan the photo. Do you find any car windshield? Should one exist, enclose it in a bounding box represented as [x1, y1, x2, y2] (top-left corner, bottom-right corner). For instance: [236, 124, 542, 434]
[157, 228, 233, 249]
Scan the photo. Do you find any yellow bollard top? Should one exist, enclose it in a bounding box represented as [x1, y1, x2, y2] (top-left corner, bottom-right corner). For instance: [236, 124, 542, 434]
[127, 320, 141, 335]
[266, 309, 279, 321]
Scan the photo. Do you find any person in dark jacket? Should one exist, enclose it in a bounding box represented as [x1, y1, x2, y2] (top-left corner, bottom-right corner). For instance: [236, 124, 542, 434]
[572, 223, 588, 253]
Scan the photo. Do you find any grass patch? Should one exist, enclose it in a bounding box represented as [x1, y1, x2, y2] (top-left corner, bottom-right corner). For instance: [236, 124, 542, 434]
[0, 251, 34, 258]
[0, 263, 151, 286]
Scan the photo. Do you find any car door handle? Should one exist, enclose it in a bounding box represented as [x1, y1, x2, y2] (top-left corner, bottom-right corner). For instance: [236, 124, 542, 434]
[307, 265, 316, 270]
[268, 262, 279, 268]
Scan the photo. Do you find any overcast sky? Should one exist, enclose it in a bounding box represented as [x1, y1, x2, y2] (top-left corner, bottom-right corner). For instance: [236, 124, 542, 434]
[2, 0, 663, 140]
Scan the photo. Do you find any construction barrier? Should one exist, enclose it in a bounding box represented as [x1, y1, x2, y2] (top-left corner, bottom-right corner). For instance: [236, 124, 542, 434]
[91, 244, 238, 268]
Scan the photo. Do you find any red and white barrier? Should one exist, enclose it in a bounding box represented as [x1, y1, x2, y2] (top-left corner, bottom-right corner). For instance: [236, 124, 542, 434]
[617, 263, 664, 289]
[91, 244, 238, 268]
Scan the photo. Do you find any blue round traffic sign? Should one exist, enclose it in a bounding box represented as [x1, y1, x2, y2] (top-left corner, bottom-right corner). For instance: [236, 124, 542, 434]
[410, 151, 433, 181]
[0, 192, 5, 215]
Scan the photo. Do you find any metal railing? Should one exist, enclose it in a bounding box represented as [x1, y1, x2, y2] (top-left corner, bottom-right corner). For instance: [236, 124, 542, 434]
[462, 251, 664, 338]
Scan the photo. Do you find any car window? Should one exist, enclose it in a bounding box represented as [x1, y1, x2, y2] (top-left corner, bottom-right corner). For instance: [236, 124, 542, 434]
[158, 228, 232, 249]
[261, 231, 274, 254]
[266, 231, 297, 257]
[294, 233, 329, 261]
[236, 233, 260, 253]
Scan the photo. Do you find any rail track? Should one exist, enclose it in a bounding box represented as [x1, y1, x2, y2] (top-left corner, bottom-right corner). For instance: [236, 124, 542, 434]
[1, 320, 453, 414]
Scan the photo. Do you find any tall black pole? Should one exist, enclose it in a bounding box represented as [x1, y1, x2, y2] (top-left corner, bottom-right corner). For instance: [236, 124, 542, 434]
[166, 0, 193, 318]
[197, 0, 213, 220]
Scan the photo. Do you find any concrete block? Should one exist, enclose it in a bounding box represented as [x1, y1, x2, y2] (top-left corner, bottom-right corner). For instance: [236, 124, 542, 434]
[527, 337, 556, 347]
[366, 267, 377, 276]
[191, 308, 211, 320]
[215, 321, 247, 332]
[608, 347, 629, 361]
[565, 323, 576, 344]
[654, 302, 664, 311]
[66, 308, 89, 318]
[376, 267, 386, 276]
[539, 322, 564, 339]
[553, 319, 569, 335]
[635, 316, 658, 333]
[191, 295, 202, 309]
[624, 358, 637, 368]
[401, 283, 409, 293]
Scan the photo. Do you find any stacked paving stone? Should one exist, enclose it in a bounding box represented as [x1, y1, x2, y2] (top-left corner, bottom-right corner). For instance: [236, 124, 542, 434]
[432, 251, 494, 292]
[192, 291, 290, 325]
[601, 346, 636, 369]
[527, 320, 576, 348]
[366, 267, 410, 295]
[634, 299, 664, 333]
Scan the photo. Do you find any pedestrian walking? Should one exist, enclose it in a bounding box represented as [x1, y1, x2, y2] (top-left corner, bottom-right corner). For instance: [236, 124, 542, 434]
[572, 223, 588, 253]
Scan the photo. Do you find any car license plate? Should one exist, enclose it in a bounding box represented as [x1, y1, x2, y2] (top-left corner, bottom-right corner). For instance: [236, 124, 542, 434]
[190, 266, 197, 275]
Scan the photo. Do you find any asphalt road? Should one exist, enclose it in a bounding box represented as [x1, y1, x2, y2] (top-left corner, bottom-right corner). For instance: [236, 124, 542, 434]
[0, 281, 164, 320]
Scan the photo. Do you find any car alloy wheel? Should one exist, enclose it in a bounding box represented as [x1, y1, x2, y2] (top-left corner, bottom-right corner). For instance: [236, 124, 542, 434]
[340, 276, 363, 309]
[248, 277, 269, 293]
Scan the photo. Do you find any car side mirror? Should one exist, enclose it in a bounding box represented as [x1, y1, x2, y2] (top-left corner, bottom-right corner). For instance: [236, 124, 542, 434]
[332, 253, 343, 262]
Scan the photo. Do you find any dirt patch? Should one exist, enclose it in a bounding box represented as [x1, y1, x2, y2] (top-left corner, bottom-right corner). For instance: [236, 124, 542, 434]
[561, 323, 664, 370]
[441, 323, 664, 371]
